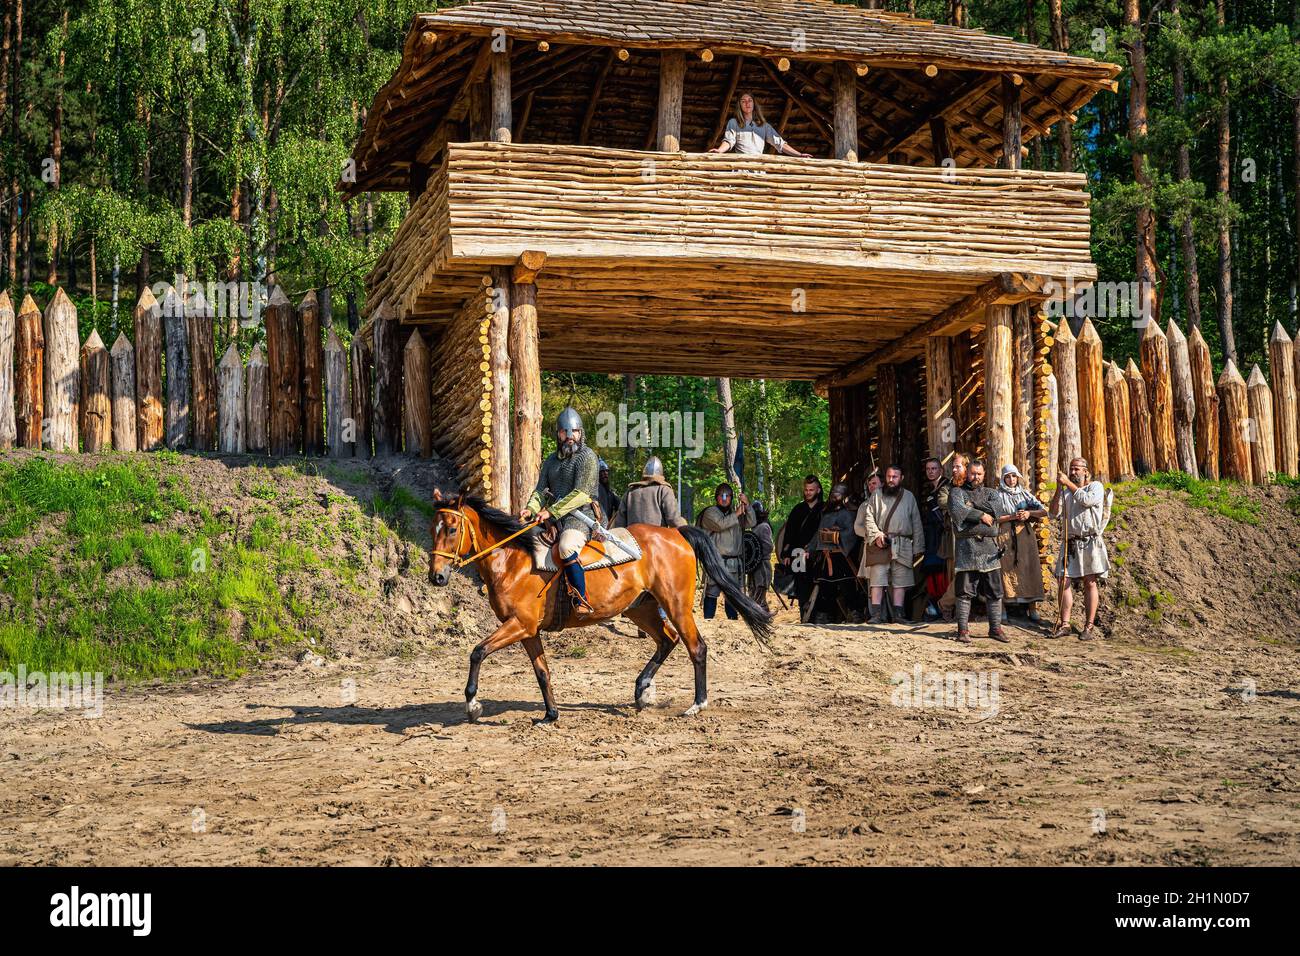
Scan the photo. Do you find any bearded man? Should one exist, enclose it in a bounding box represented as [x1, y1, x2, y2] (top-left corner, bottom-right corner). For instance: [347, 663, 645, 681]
[520, 407, 603, 616]
[855, 464, 925, 624]
[947, 459, 1010, 643]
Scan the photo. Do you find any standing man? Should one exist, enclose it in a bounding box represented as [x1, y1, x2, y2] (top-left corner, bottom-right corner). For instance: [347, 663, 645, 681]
[807, 483, 861, 624]
[947, 459, 1009, 643]
[700, 483, 752, 620]
[520, 407, 603, 617]
[855, 464, 925, 624]
[779, 475, 824, 619]
[597, 459, 621, 526]
[1051, 457, 1110, 642]
[937, 452, 970, 620]
[615, 455, 686, 645]
[919, 457, 950, 620]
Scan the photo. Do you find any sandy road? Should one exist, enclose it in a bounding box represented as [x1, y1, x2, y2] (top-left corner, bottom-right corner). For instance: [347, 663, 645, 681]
[2, 608, 1297, 866]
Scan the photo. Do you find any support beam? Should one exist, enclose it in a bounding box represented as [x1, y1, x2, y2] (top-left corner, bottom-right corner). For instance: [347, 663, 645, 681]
[710, 55, 744, 146]
[925, 334, 956, 466]
[579, 49, 617, 145]
[816, 273, 1045, 391]
[490, 39, 512, 144]
[832, 61, 859, 162]
[1011, 301, 1033, 476]
[868, 74, 999, 162]
[1001, 75, 1022, 170]
[489, 266, 513, 510]
[982, 304, 1014, 485]
[929, 116, 952, 166]
[657, 50, 685, 151]
[509, 251, 546, 512]
[877, 362, 898, 473]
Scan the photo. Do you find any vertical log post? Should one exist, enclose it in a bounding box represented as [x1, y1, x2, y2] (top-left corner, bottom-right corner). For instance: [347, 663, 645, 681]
[1269, 321, 1298, 477]
[983, 304, 1014, 483]
[1011, 301, 1033, 476]
[300, 291, 324, 456]
[80, 330, 111, 453]
[1001, 75, 1022, 170]
[1075, 318, 1108, 481]
[44, 288, 80, 451]
[1166, 320, 1199, 477]
[925, 334, 955, 466]
[245, 344, 269, 454]
[876, 362, 898, 470]
[188, 294, 217, 451]
[0, 291, 14, 449]
[1126, 359, 1156, 476]
[930, 117, 952, 167]
[1045, 372, 1060, 483]
[488, 267, 513, 509]
[1188, 325, 1220, 479]
[1103, 361, 1135, 481]
[109, 333, 137, 452]
[372, 306, 402, 455]
[134, 287, 164, 451]
[1052, 319, 1081, 472]
[1140, 320, 1177, 472]
[403, 330, 432, 458]
[350, 334, 372, 459]
[491, 38, 512, 144]
[1217, 360, 1252, 482]
[15, 295, 43, 449]
[162, 286, 190, 450]
[509, 251, 545, 511]
[833, 61, 858, 162]
[657, 51, 685, 151]
[1246, 365, 1275, 483]
[324, 328, 350, 458]
[217, 342, 246, 454]
[265, 284, 302, 457]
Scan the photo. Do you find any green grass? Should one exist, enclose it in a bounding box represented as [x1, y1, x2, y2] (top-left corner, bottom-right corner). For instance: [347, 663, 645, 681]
[0, 456, 326, 682]
[1135, 471, 1262, 525]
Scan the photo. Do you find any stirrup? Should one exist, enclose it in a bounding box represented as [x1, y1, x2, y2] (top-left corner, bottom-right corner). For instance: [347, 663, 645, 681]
[566, 582, 595, 616]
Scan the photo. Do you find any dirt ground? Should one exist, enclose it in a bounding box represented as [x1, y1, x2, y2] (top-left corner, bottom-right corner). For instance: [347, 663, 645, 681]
[1, 454, 1297, 865]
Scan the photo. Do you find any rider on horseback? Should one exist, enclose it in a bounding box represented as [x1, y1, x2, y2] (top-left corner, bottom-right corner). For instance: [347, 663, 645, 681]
[520, 407, 604, 616]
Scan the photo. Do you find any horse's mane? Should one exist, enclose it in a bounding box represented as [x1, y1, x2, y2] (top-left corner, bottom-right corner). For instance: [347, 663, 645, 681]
[460, 495, 542, 549]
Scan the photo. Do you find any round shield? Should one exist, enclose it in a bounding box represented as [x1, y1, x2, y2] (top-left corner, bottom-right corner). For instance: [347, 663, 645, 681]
[741, 529, 763, 575]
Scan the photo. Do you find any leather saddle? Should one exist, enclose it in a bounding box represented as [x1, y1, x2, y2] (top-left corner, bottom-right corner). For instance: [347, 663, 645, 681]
[531, 528, 643, 573]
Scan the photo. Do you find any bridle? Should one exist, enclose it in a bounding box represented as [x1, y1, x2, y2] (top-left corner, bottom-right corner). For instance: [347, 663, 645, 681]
[431, 507, 483, 570]
[431, 505, 539, 570]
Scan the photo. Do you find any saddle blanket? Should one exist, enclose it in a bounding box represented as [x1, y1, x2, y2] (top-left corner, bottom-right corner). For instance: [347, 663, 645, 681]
[532, 528, 643, 573]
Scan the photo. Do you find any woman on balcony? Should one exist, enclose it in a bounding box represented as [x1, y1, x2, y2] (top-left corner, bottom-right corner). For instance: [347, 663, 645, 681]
[709, 92, 813, 158]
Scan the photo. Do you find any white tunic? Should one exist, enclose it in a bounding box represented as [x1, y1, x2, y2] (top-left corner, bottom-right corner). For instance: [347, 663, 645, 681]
[1052, 480, 1110, 579]
[723, 118, 787, 155]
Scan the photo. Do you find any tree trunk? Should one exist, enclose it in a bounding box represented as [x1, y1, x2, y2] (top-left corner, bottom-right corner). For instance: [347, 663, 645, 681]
[0, 290, 14, 448]
[43, 288, 79, 451]
[508, 274, 541, 511]
[1125, 0, 1159, 327]
[15, 292, 41, 448]
[299, 291, 324, 455]
[217, 343, 246, 454]
[134, 287, 164, 451]
[109, 332, 137, 451]
[717, 376, 740, 486]
[1214, 0, 1238, 365]
[1171, 0, 1203, 330]
[79, 330, 111, 453]
[1188, 326, 1220, 478]
[1166, 320, 1199, 477]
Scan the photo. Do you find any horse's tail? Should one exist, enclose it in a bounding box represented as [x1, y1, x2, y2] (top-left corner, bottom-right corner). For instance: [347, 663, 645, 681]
[677, 525, 775, 645]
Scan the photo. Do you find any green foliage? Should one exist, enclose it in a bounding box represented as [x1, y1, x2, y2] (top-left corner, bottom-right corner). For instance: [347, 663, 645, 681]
[1139, 470, 1262, 524]
[0, 457, 323, 681]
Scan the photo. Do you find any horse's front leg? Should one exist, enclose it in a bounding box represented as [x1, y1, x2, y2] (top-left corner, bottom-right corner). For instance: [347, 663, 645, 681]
[465, 618, 529, 723]
[522, 636, 559, 724]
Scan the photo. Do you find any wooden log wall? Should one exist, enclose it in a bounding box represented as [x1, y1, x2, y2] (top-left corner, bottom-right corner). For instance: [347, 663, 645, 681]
[404, 330, 433, 458]
[1269, 322, 1298, 477]
[829, 378, 875, 495]
[1074, 318, 1108, 481]
[1166, 321, 1199, 478]
[1052, 318, 1081, 472]
[1126, 359, 1156, 477]
[428, 282, 496, 496]
[0, 285, 402, 466]
[924, 334, 955, 468]
[1188, 325, 1220, 479]
[1103, 361, 1135, 481]
[1246, 365, 1276, 482]
[1140, 321, 1177, 473]
[982, 304, 1014, 485]
[1217, 361, 1252, 483]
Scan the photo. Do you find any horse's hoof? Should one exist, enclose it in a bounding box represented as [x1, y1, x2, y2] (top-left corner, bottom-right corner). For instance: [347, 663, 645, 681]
[466, 699, 483, 723]
[533, 712, 559, 727]
[680, 700, 708, 717]
[636, 681, 657, 710]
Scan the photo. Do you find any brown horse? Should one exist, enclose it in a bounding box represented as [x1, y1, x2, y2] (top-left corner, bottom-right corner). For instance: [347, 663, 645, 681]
[427, 488, 773, 723]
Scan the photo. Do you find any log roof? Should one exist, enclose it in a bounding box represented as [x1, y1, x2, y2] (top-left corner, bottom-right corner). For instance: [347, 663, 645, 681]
[347, 0, 1120, 194]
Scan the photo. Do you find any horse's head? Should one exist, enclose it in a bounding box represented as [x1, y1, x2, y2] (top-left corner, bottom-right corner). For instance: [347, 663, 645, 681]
[429, 488, 474, 587]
